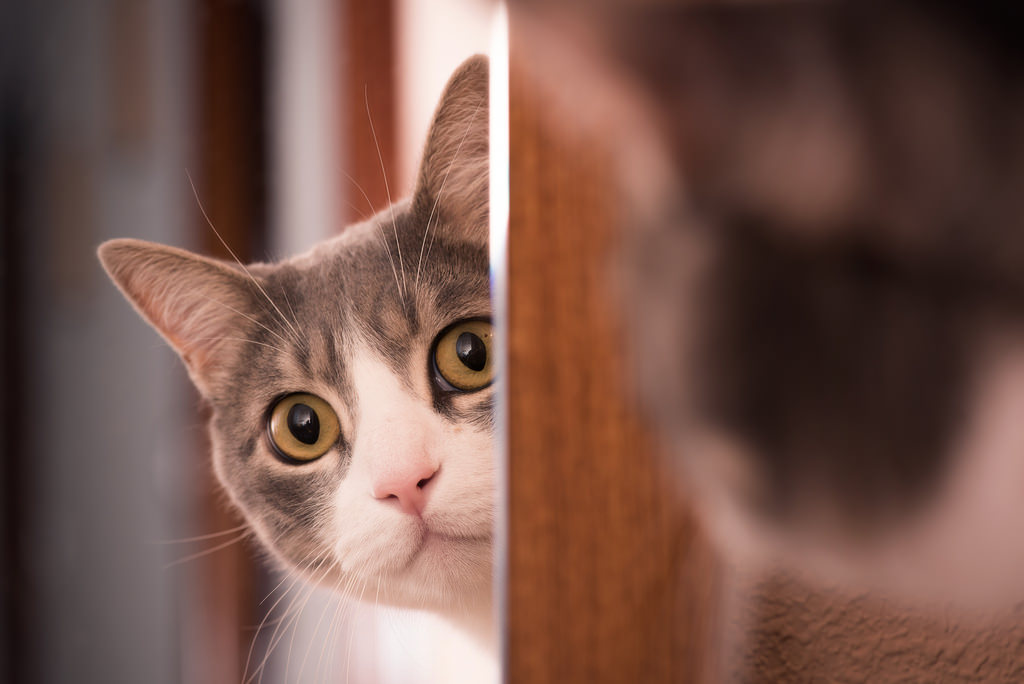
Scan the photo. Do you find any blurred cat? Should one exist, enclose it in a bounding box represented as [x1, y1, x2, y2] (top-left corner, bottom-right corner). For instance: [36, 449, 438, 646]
[518, 0, 1024, 602]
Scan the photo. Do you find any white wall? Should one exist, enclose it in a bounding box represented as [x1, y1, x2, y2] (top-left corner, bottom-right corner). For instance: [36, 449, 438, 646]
[396, 0, 494, 191]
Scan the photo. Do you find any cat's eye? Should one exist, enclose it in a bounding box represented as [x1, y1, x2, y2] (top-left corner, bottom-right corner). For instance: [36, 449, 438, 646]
[432, 319, 494, 392]
[267, 393, 340, 462]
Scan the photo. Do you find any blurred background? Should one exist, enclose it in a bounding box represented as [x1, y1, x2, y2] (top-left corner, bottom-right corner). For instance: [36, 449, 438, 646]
[0, 0, 494, 682]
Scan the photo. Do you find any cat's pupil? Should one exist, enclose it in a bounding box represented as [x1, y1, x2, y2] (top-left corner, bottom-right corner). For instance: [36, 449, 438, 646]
[287, 404, 320, 445]
[455, 332, 487, 372]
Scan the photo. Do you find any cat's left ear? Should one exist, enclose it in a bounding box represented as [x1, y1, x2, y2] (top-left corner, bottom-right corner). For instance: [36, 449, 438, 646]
[413, 54, 489, 243]
[97, 238, 260, 398]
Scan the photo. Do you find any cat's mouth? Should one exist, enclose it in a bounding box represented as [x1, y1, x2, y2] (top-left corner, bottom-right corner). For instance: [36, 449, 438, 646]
[334, 521, 491, 579]
[400, 527, 492, 572]
[422, 529, 491, 546]
[325, 515, 492, 610]
[418, 527, 490, 552]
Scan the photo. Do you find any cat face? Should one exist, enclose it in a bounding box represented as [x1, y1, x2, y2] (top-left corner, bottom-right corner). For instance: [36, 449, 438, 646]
[98, 56, 493, 615]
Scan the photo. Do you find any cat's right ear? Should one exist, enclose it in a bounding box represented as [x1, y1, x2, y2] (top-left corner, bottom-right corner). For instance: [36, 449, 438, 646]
[413, 54, 489, 243]
[98, 239, 257, 398]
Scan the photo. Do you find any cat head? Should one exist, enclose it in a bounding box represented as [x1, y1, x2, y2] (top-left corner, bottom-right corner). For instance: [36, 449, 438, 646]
[98, 56, 493, 616]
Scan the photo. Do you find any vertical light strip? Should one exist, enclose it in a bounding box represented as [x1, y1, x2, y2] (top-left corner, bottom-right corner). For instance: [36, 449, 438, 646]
[488, 0, 511, 676]
[269, 0, 341, 257]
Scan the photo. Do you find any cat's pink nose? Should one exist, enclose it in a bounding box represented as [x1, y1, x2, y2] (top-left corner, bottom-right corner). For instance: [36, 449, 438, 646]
[370, 460, 439, 516]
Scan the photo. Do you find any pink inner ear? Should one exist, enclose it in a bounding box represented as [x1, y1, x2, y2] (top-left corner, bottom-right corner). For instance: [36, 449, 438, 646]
[99, 238, 257, 397]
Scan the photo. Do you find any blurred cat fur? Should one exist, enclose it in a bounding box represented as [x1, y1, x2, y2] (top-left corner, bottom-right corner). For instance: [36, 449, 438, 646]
[517, 0, 1024, 603]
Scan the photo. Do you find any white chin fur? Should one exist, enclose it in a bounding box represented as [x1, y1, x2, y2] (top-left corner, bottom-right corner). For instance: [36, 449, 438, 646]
[321, 347, 494, 612]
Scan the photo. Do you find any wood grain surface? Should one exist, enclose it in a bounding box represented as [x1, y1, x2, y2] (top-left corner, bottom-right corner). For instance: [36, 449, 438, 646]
[504, 24, 721, 683]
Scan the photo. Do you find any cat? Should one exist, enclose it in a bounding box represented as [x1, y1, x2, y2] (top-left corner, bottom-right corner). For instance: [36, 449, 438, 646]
[98, 55, 495, 641]
[613, 0, 1024, 600]
[519, 0, 1024, 601]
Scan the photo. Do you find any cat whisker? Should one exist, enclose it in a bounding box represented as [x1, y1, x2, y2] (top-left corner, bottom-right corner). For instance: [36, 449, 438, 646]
[152, 522, 249, 545]
[252, 583, 315, 684]
[318, 582, 357, 684]
[315, 564, 371, 684]
[163, 531, 249, 569]
[343, 167, 404, 306]
[323, 565, 372, 679]
[379, 605, 420, 662]
[195, 291, 293, 348]
[242, 613, 295, 633]
[344, 577, 371, 684]
[243, 551, 326, 684]
[251, 560, 334, 684]
[343, 170, 377, 220]
[317, 562, 364, 681]
[294, 565, 350, 684]
[311, 580, 347, 684]
[416, 96, 486, 288]
[343, 199, 370, 221]
[365, 85, 408, 305]
[258, 564, 307, 609]
[324, 570, 368, 684]
[280, 289, 301, 340]
[253, 296, 304, 353]
[241, 584, 307, 634]
[192, 336, 288, 355]
[280, 558, 340, 684]
[186, 172, 306, 348]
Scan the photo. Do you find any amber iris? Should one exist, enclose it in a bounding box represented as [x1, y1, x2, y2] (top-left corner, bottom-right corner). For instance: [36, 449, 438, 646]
[267, 393, 340, 462]
[433, 319, 494, 391]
